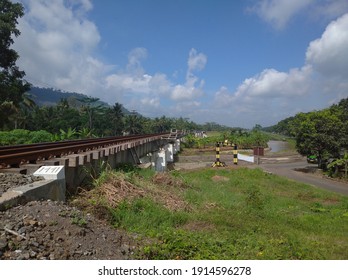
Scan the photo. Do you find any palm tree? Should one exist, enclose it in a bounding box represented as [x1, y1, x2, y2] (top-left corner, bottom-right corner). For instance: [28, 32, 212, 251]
[110, 102, 124, 135]
[78, 97, 103, 131]
[1, 92, 36, 129]
[124, 114, 143, 135]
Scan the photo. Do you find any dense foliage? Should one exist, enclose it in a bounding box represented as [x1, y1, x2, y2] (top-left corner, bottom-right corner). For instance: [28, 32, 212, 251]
[0, 129, 53, 145]
[264, 98, 348, 169]
[183, 128, 270, 149]
[0, 0, 31, 129]
[0, 92, 235, 145]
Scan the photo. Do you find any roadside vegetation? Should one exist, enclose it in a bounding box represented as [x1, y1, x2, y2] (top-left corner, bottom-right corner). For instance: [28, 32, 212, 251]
[73, 165, 348, 260]
[264, 98, 348, 179]
[182, 127, 270, 150]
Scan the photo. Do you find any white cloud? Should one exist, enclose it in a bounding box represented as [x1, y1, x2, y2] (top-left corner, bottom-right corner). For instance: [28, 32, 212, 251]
[14, 0, 107, 96]
[170, 48, 206, 101]
[304, 12, 348, 105]
[15, 0, 347, 129]
[126, 47, 148, 75]
[311, 0, 348, 22]
[251, 0, 348, 29]
[106, 48, 206, 106]
[103, 47, 207, 119]
[234, 66, 312, 99]
[306, 13, 348, 78]
[171, 84, 202, 101]
[251, 0, 313, 29]
[187, 48, 207, 72]
[212, 12, 348, 127]
[13, 1, 208, 120]
[212, 66, 312, 116]
[105, 48, 172, 101]
[24, 0, 99, 51]
[174, 101, 201, 113]
[106, 73, 152, 95]
[141, 97, 160, 108]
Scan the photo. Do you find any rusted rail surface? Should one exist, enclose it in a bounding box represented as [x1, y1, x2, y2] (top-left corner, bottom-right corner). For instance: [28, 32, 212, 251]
[0, 136, 121, 155]
[0, 133, 169, 168]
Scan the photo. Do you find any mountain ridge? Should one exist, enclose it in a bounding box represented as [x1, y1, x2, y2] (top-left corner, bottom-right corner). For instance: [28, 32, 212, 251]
[28, 86, 131, 114]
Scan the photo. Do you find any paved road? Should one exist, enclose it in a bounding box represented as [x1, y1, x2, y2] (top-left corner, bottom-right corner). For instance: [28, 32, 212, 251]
[254, 158, 348, 196]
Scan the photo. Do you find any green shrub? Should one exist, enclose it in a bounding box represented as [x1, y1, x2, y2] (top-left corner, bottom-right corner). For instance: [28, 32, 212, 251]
[29, 130, 53, 143]
[0, 129, 30, 145]
[0, 129, 53, 145]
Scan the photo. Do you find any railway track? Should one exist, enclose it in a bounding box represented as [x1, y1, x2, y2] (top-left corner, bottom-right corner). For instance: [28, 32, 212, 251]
[0, 133, 170, 168]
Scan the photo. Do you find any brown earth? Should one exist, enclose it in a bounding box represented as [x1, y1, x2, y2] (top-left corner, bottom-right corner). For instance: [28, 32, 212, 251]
[0, 199, 140, 260]
[0, 171, 192, 260]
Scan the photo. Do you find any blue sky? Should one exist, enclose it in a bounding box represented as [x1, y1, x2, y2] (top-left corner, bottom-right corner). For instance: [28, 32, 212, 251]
[14, 0, 348, 128]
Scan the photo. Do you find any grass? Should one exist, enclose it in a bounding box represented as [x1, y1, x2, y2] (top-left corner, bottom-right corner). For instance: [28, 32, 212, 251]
[82, 166, 348, 260]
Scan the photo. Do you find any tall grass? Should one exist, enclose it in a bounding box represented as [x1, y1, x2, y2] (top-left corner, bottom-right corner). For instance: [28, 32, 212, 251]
[88, 166, 348, 260]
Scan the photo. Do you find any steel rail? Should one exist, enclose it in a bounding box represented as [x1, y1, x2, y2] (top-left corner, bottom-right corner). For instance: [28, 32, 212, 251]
[0, 133, 169, 168]
[0, 134, 159, 155]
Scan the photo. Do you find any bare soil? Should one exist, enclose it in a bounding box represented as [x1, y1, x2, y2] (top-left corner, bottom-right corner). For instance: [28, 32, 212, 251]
[0, 199, 140, 260]
[0, 170, 193, 260]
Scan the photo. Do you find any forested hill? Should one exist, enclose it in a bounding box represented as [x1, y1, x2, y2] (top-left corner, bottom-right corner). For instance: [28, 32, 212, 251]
[28, 86, 130, 114]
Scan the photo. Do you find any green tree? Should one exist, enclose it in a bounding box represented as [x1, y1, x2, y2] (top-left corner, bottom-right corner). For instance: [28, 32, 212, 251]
[152, 116, 172, 133]
[328, 152, 348, 178]
[78, 97, 103, 132]
[295, 110, 345, 167]
[124, 114, 144, 135]
[11, 92, 36, 129]
[109, 102, 124, 135]
[0, 0, 31, 129]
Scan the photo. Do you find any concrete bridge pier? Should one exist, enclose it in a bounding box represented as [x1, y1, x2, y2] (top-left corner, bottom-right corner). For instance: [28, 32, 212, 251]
[165, 143, 174, 163]
[149, 139, 181, 172]
[155, 148, 167, 172]
[174, 139, 180, 154]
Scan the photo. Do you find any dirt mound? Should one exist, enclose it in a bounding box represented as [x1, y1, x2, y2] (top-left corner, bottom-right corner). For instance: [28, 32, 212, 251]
[0, 171, 193, 260]
[150, 173, 192, 212]
[152, 173, 190, 189]
[0, 200, 139, 260]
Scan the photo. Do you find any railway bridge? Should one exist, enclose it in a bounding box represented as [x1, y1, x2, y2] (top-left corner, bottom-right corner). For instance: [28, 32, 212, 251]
[0, 131, 184, 209]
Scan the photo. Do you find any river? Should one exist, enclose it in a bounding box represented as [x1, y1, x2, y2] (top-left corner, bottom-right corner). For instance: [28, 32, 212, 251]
[267, 140, 290, 153]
